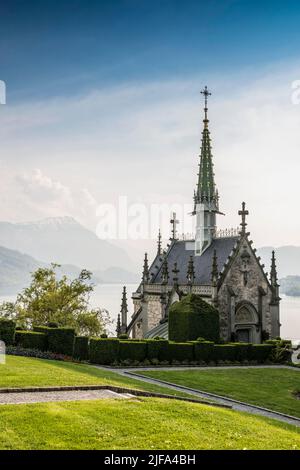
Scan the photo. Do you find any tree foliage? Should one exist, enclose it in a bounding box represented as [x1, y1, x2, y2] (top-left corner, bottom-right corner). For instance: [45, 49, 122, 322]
[0, 264, 111, 337]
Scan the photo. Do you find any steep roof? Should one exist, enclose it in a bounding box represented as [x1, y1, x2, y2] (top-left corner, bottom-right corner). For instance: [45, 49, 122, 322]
[150, 236, 239, 286]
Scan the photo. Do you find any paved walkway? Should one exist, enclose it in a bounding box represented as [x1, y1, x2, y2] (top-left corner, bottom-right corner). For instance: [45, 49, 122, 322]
[96, 365, 300, 428]
[0, 389, 135, 405]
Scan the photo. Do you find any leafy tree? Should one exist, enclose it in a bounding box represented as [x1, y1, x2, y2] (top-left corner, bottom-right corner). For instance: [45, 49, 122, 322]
[0, 264, 112, 336]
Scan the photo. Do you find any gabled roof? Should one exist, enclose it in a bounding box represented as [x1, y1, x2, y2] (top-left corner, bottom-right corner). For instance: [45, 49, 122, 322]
[150, 236, 239, 286]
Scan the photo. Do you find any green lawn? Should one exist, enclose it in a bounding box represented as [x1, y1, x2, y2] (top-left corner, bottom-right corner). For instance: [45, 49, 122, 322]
[0, 355, 195, 399]
[141, 368, 300, 417]
[1, 398, 300, 450]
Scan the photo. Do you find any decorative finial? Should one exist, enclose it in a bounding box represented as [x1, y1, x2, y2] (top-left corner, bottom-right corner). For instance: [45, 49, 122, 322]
[200, 85, 212, 128]
[116, 314, 121, 337]
[170, 212, 179, 240]
[238, 201, 249, 235]
[270, 250, 278, 286]
[172, 262, 180, 286]
[161, 255, 169, 285]
[142, 253, 150, 283]
[186, 255, 195, 286]
[120, 286, 128, 334]
[157, 229, 162, 255]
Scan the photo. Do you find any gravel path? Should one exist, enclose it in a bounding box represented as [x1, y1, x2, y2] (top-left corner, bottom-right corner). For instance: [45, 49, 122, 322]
[93, 365, 300, 428]
[0, 389, 135, 405]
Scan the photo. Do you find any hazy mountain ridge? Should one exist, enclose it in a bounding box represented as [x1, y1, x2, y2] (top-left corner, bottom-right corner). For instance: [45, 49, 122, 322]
[0, 217, 135, 272]
[0, 245, 139, 296]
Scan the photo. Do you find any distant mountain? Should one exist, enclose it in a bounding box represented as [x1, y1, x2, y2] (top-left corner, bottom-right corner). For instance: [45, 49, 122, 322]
[0, 245, 98, 296]
[0, 217, 134, 272]
[257, 246, 300, 278]
[0, 243, 139, 296]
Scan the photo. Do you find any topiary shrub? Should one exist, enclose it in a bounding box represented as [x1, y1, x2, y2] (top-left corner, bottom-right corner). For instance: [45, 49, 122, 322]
[89, 338, 120, 365]
[15, 330, 47, 351]
[0, 319, 16, 346]
[119, 340, 147, 362]
[47, 327, 75, 356]
[194, 340, 214, 362]
[147, 339, 169, 361]
[73, 336, 89, 361]
[168, 294, 220, 343]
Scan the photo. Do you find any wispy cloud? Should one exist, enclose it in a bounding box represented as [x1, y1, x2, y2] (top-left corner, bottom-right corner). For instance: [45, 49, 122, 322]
[0, 58, 300, 259]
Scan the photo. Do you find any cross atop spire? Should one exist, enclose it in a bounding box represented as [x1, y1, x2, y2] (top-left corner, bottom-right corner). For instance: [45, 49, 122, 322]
[200, 86, 211, 128]
[238, 202, 249, 235]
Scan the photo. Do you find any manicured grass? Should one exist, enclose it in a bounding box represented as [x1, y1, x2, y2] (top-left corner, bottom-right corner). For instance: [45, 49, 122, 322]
[141, 368, 300, 417]
[0, 356, 195, 399]
[0, 398, 300, 450]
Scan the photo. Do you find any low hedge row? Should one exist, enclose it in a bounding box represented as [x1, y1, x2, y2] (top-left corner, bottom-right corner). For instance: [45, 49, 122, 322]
[89, 338, 274, 365]
[0, 319, 16, 346]
[15, 330, 47, 351]
[73, 336, 89, 361]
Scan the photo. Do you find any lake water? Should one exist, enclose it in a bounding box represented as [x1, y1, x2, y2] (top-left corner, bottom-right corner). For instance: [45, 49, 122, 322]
[1, 285, 299, 343]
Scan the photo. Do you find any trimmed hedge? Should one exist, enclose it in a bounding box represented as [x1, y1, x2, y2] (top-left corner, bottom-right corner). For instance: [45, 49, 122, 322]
[47, 327, 75, 356]
[15, 330, 47, 351]
[89, 338, 120, 365]
[119, 340, 147, 362]
[73, 336, 89, 361]
[147, 339, 169, 361]
[0, 319, 16, 346]
[249, 344, 273, 362]
[33, 325, 51, 334]
[193, 341, 214, 362]
[231, 343, 252, 362]
[169, 294, 220, 343]
[212, 344, 237, 362]
[166, 342, 194, 363]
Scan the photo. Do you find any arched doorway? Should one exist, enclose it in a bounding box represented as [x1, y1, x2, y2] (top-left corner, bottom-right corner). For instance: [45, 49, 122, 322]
[234, 302, 260, 343]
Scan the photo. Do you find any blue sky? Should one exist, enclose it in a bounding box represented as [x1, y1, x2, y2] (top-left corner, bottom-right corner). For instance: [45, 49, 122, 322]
[1, 0, 300, 262]
[2, 0, 300, 101]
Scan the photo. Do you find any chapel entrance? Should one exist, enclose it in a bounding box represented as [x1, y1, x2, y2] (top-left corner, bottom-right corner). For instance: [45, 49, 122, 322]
[234, 302, 260, 344]
[236, 329, 250, 343]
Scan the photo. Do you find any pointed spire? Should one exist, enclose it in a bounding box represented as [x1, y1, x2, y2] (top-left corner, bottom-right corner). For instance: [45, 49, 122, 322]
[120, 286, 128, 333]
[157, 229, 162, 255]
[211, 249, 218, 284]
[195, 86, 218, 209]
[270, 250, 280, 304]
[186, 256, 195, 285]
[142, 252, 150, 283]
[161, 255, 169, 285]
[116, 314, 121, 337]
[270, 250, 278, 286]
[172, 262, 179, 286]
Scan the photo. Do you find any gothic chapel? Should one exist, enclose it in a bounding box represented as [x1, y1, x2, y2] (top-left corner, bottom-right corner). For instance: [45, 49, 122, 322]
[117, 87, 280, 344]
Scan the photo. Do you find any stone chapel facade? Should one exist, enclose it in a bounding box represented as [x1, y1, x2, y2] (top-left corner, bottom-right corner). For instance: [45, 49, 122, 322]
[117, 87, 281, 344]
